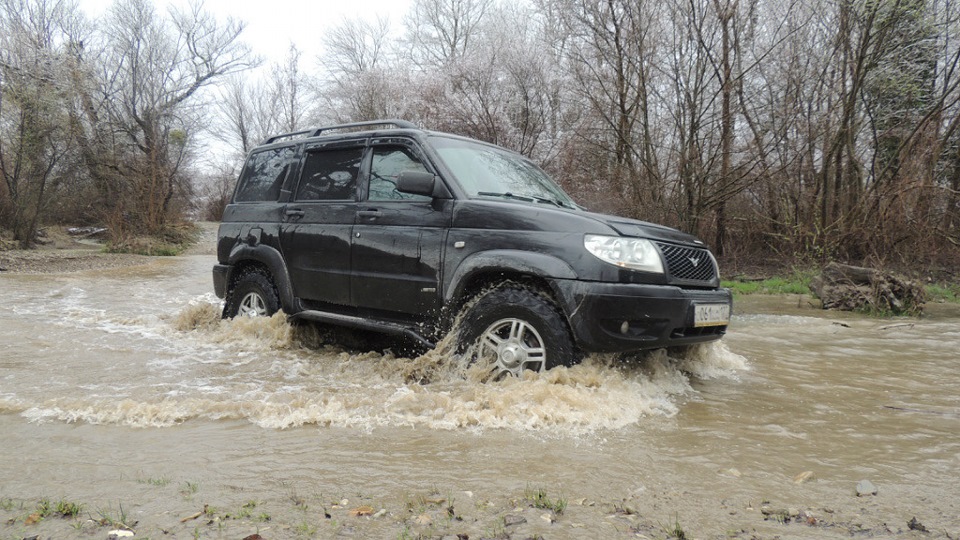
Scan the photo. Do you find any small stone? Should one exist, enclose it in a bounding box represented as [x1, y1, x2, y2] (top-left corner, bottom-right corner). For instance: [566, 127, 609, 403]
[414, 514, 431, 526]
[372, 509, 387, 518]
[540, 512, 555, 523]
[108, 531, 135, 539]
[793, 471, 815, 484]
[760, 506, 793, 522]
[348, 506, 374, 517]
[242, 535, 265, 540]
[724, 468, 742, 478]
[855, 480, 878, 497]
[907, 517, 929, 532]
[503, 514, 527, 527]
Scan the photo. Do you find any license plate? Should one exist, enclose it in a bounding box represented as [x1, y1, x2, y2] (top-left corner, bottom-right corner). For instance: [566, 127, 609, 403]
[694, 303, 730, 327]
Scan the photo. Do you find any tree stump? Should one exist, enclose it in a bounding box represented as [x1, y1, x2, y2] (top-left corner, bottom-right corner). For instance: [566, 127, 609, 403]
[809, 263, 925, 316]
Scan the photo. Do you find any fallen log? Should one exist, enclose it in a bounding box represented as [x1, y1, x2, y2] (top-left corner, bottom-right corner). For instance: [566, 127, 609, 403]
[809, 262, 925, 316]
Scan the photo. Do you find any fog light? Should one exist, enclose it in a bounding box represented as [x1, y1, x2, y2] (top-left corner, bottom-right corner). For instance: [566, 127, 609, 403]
[620, 321, 629, 334]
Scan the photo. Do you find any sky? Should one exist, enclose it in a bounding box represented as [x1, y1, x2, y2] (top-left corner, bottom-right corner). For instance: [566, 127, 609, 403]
[76, 0, 413, 66]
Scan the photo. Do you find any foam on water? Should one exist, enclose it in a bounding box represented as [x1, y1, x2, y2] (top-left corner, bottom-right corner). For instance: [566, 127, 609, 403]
[14, 297, 749, 433]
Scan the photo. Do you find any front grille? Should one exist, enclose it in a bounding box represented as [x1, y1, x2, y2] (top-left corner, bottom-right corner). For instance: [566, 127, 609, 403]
[656, 242, 717, 283]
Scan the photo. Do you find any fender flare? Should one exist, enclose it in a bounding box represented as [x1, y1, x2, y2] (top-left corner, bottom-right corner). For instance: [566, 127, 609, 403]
[444, 249, 578, 305]
[227, 244, 299, 314]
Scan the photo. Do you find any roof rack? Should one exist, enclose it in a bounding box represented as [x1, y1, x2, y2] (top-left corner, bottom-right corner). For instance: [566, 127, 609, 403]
[262, 119, 418, 145]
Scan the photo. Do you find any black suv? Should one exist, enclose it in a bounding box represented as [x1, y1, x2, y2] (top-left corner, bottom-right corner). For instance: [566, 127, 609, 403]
[213, 120, 731, 376]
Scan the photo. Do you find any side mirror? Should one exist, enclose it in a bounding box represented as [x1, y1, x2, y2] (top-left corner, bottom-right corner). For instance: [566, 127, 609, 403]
[397, 171, 438, 197]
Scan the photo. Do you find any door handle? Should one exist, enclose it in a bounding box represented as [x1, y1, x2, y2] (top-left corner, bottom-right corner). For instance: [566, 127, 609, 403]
[357, 209, 382, 218]
[285, 208, 305, 220]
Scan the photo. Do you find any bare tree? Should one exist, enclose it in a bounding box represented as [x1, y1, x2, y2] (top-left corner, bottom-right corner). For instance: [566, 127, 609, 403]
[545, 0, 666, 219]
[425, 3, 565, 160]
[215, 44, 306, 160]
[404, 0, 493, 66]
[319, 15, 406, 121]
[70, 0, 253, 236]
[272, 44, 307, 133]
[0, 0, 83, 247]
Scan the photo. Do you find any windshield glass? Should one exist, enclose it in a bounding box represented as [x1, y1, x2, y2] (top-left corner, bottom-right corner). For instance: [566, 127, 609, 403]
[429, 136, 577, 207]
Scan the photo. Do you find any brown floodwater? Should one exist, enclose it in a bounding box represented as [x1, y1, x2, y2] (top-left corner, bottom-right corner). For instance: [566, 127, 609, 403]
[1, 250, 959, 539]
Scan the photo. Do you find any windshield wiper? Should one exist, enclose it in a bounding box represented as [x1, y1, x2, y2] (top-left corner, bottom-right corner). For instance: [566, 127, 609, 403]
[477, 191, 535, 202]
[477, 191, 567, 208]
[528, 195, 569, 208]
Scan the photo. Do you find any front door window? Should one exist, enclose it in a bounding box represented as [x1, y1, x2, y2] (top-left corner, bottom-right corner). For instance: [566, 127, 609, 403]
[368, 146, 432, 202]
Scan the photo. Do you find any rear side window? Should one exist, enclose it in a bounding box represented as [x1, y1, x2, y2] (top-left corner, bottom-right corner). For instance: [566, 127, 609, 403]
[295, 147, 364, 201]
[234, 147, 296, 202]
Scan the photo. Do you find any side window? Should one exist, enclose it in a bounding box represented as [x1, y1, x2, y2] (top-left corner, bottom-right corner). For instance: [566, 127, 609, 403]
[295, 147, 364, 201]
[368, 146, 431, 202]
[234, 146, 296, 202]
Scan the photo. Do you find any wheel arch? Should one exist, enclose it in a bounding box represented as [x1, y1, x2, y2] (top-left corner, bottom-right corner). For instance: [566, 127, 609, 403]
[226, 244, 298, 314]
[443, 250, 577, 331]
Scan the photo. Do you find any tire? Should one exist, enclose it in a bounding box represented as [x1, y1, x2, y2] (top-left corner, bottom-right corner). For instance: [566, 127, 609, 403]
[223, 268, 280, 319]
[457, 284, 577, 378]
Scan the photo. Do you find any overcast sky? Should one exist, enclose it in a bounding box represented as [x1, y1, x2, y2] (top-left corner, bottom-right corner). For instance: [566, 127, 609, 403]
[76, 0, 413, 66]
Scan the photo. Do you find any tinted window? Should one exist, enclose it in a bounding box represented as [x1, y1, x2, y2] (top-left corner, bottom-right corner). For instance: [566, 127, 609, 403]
[296, 147, 364, 201]
[368, 146, 431, 202]
[234, 147, 296, 202]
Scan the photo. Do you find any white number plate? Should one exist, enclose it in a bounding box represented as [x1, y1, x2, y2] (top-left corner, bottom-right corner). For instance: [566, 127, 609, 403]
[694, 303, 730, 327]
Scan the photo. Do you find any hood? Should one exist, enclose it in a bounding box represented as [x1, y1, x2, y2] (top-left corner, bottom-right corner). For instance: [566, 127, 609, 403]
[583, 212, 706, 246]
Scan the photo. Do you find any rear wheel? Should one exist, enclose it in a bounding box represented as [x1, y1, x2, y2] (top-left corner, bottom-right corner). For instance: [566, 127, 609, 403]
[223, 268, 280, 319]
[458, 284, 576, 378]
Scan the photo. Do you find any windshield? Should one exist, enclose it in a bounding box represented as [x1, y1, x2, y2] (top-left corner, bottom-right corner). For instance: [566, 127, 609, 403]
[429, 136, 577, 208]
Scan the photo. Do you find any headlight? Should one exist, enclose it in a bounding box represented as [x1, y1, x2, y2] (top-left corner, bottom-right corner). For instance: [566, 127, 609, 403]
[583, 234, 664, 273]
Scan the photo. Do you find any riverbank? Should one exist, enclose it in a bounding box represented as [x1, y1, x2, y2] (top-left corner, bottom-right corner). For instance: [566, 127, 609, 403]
[0, 223, 216, 274]
[1, 465, 950, 540]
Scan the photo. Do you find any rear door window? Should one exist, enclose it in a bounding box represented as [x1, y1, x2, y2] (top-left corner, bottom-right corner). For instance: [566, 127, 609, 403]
[295, 147, 365, 201]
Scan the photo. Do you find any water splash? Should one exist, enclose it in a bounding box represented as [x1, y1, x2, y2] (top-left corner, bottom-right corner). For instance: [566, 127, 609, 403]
[18, 299, 748, 433]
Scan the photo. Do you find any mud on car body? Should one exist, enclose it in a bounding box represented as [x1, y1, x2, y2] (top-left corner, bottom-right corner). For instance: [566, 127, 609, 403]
[213, 120, 732, 377]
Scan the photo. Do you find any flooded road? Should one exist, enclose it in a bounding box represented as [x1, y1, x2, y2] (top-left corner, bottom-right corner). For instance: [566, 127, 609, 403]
[1, 244, 959, 538]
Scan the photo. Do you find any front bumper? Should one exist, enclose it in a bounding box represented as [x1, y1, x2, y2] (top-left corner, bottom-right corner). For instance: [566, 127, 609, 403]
[553, 279, 732, 353]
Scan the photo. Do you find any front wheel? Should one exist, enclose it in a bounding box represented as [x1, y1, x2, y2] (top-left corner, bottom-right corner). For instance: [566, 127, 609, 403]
[457, 284, 577, 378]
[223, 268, 280, 319]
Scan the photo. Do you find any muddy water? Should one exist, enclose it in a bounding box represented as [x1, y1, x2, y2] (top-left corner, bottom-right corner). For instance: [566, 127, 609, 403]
[2, 250, 959, 538]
